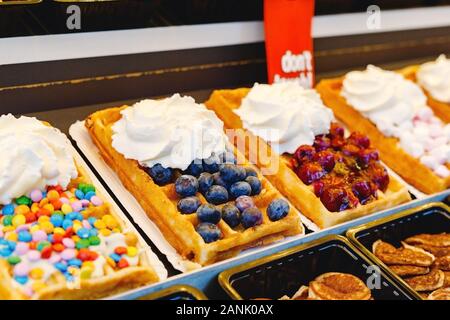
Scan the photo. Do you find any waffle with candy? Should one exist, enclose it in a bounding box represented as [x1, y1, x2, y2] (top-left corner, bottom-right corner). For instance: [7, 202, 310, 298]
[372, 233, 450, 300]
[316, 66, 450, 194]
[0, 115, 159, 299]
[205, 88, 410, 228]
[85, 104, 303, 266]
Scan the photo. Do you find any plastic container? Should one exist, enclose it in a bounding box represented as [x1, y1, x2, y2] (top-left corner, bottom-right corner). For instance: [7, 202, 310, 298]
[346, 202, 449, 300]
[219, 235, 416, 300]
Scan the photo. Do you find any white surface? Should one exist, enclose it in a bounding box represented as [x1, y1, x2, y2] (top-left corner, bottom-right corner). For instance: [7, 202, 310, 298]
[1, 6, 450, 65]
[70, 145, 168, 281]
[69, 120, 311, 272]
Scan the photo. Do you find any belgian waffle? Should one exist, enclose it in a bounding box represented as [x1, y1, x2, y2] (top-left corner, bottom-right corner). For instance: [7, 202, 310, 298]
[400, 65, 450, 123]
[85, 107, 303, 266]
[205, 88, 410, 229]
[0, 165, 159, 300]
[316, 77, 450, 194]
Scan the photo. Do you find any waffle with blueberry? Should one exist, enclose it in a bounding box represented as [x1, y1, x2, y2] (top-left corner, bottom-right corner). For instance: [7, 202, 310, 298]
[85, 107, 303, 266]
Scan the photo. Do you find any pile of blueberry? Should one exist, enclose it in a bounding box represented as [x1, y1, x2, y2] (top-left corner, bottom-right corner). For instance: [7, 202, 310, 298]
[147, 152, 291, 243]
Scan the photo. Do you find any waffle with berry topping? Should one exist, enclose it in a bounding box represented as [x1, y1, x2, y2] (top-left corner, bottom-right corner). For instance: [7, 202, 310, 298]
[316, 77, 450, 194]
[205, 88, 410, 229]
[400, 65, 450, 123]
[85, 107, 303, 266]
[0, 164, 160, 300]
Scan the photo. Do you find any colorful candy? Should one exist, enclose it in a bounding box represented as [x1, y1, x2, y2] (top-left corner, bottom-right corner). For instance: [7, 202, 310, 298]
[0, 182, 138, 297]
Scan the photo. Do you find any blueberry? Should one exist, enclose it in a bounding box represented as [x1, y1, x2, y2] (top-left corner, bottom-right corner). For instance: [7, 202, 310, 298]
[203, 154, 221, 173]
[245, 167, 258, 177]
[235, 195, 254, 212]
[177, 196, 201, 214]
[267, 199, 290, 221]
[196, 223, 222, 243]
[229, 181, 252, 198]
[175, 175, 199, 198]
[148, 164, 173, 185]
[219, 164, 246, 184]
[198, 172, 214, 194]
[185, 160, 203, 177]
[241, 207, 263, 229]
[220, 151, 237, 164]
[205, 185, 229, 205]
[245, 176, 262, 195]
[221, 204, 241, 228]
[196, 203, 221, 223]
[212, 172, 229, 189]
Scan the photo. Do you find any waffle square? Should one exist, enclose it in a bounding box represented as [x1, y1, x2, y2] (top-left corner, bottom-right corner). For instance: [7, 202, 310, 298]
[205, 88, 411, 229]
[0, 164, 160, 300]
[315, 77, 450, 194]
[85, 107, 304, 266]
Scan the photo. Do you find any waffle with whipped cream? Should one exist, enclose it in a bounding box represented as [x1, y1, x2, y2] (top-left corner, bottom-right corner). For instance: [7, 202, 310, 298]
[316, 65, 450, 194]
[0, 115, 160, 299]
[205, 84, 410, 228]
[400, 55, 450, 123]
[85, 95, 303, 266]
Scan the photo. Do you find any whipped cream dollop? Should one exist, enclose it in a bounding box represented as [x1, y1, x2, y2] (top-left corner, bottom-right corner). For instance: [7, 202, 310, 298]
[0, 115, 78, 205]
[112, 94, 227, 170]
[417, 54, 450, 103]
[234, 82, 334, 154]
[341, 65, 449, 178]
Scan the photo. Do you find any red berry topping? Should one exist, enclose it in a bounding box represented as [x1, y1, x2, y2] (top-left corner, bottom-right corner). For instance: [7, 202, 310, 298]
[331, 136, 346, 149]
[313, 181, 325, 197]
[296, 163, 325, 185]
[294, 145, 316, 163]
[342, 144, 360, 157]
[313, 135, 331, 151]
[367, 163, 390, 192]
[352, 179, 375, 203]
[348, 132, 370, 149]
[320, 187, 358, 212]
[313, 150, 336, 172]
[329, 123, 345, 138]
[357, 148, 379, 167]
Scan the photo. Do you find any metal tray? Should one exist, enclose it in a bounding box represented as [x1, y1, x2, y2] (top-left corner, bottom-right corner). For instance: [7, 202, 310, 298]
[346, 202, 450, 300]
[218, 235, 418, 300]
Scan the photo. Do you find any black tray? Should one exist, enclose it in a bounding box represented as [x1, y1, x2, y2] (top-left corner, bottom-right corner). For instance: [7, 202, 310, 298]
[346, 202, 449, 299]
[138, 285, 207, 300]
[219, 235, 416, 300]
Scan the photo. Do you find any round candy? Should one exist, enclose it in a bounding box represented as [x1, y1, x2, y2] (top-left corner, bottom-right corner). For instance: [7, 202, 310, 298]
[126, 246, 138, 257]
[29, 268, 44, 280]
[76, 239, 90, 249]
[61, 204, 72, 214]
[75, 189, 85, 200]
[49, 253, 62, 264]
[12, 214, 26, 227]
[71, 201, 83, 212]
[14, 242, 29, 255]
[90, 196, 103, 206]
[14, 276, 28, 285]
[84, 191, 96, 201]
[16, 196, 32, 206]
[62, 219, 73, 230]
[61, 249, 76, 260]
[55, 262, 67, 272]
[50, 213, 64, 227]
[2, 215, 13, 226]
[80, 199, 90, 207]
[59, 197, 70, 205]
[47, 190, 60, 201]
[88, 236, 100, 246]
[7, 256, 21, 265]
[2, 204, 14, 215]
[62, 238, 75, 249]
[76, 228, 90, 239]
[32, 230, 47, 242]
[18, 231, 32, 242]
[30, 189, 43, 203]
[14, 262, 30, 276]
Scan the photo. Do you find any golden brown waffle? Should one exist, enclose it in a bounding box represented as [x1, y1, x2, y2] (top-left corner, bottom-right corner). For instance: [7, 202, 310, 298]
[205, 89, 411, 229]
[85, 107, 303, 266]
[316, 77, 450, 194]
[0, 165, 159, 300]
[400, 65, 450, 123]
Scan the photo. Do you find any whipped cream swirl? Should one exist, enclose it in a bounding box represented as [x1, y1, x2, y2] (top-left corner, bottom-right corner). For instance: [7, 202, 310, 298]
[341, 65, 449, 178]
[234, 82, 334, 154]
[0, 114, 78, 205]
[112, 94, 227, 170]
[417, 54, 450, 103]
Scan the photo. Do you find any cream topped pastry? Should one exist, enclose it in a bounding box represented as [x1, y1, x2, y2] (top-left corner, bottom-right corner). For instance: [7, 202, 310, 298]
[234, 82, 334, 154]
[417, 55, 450, 103]
[0, 115, 77, 205]
[341, 65, 450, 178]
[112, 94, 227, 170]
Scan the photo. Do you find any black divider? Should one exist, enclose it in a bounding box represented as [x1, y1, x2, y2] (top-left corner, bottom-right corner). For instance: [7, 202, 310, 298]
[226, 238, 413, 300]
